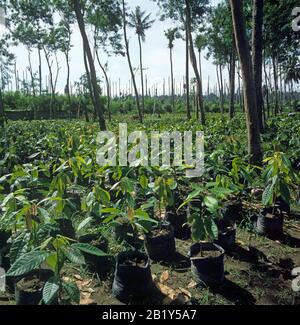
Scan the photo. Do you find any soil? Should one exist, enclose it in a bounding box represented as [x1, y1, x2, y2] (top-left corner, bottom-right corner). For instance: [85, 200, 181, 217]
[16, 275, 45, 293]
[89, 216, 300, 306]
[2, 215, 300, 305]
[150, 228, 171, 238]
[265, 213, 282, 220]
[122, 257, 148, 268]
[191, 249, 223, 259]
[220, 225, 235, 234]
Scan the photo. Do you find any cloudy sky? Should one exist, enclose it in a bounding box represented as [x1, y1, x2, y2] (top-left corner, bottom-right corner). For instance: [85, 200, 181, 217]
[4, 0, 222, 95]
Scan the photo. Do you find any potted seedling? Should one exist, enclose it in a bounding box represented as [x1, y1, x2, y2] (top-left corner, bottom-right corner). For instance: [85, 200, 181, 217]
[257, 152, 298, 238]
[166, 188, 190, 239]
[6, 235, 107, 305]
[179, 184, 234, 286]
[78, 230, 111, 278]
[112, 250, 154, 303]
[144, 176, 177, 261]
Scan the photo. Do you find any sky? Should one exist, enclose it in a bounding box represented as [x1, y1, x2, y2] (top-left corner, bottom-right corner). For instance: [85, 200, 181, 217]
[2, 0, 223, 96]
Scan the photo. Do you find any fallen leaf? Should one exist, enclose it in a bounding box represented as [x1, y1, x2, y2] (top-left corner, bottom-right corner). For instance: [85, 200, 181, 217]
[156, 283, 177, 300]
[80, 292, 96, 305]
[160, 270, 169, 283]
[74, 274, 83, 281]
[187, 280, 198, 289]
[178, 287, 192, 298]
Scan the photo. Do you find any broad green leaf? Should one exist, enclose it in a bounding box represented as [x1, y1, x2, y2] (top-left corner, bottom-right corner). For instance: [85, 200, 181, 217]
[9, 231, 30, 264]
[77, 217, 92, 232]
[139, 175, 148, 189]
[71, 243, 107, 257]
[43, 277, 59, 305]
[7, 251, 50, 277]
[62, 281, 80, 304]
[262, 183, 275, 206]
[204, 196, 219, 213]
[45, 253, 58, 272]
[191, 214, 205, 242]
[63, 246, 85, 265]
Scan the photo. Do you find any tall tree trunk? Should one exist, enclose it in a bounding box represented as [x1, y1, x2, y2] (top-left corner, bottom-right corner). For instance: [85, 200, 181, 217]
[83, 45, 96, 121]
[95, 50, 111, 122]
[138, 34, 145, 115]
[263, 58, 270, 118]
[74, 0, 106, 130]
[185, 1, 205, 124]
[252, 0, 264, 131]
[0, 87, 5, 127]
[38, 48, 42, 95]
[43, 48, 55, 119]
[185, 17, 191, 120]
[122, 0, 142, 122]
[219, 65, 224, 113]
[27, 49, 36, 97]
[14, 62, 18, 91]
[272, 55, 279, 116]
[230, 0, 262, 164]
[65, 51, 71, 119]
[169, 47, 175, 112]
[229, 45, 236, 119]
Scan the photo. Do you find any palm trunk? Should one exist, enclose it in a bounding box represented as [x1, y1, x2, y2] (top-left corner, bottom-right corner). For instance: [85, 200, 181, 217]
[170, 47, 175, 112]
[122, 0, 142, 123]
[230, 0, 262, 164]
[185, 12, 191, 120]
[138, 34, 145, 115]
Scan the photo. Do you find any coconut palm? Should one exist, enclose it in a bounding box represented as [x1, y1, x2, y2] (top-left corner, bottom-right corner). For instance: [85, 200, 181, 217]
[128, 6, 155, 114]
[165, 28, 179, 112]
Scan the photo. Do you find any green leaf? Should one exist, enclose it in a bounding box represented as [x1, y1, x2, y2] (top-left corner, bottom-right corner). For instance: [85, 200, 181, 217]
[120, 177, 134, 193]
[63, 246, 85, 265]
[62, 281, 80, 304]
[9, 231, 30, 264]
[204, 218, 218, 240]
[71, 243, 107, 257]
[204, 196, 219, 213]
[77, 217, 92, 232]
[139, 175, 148, 189]
[191, 214, 205, 242]
[7, 251, 50, 277]
[45, 253, 58, 272]
[38, 207, 50, 223]
[262, 182, 275, 206]
[95, 187, 110, 205]
[43, 277, 59, 305]
[279, 181, 290, 205]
